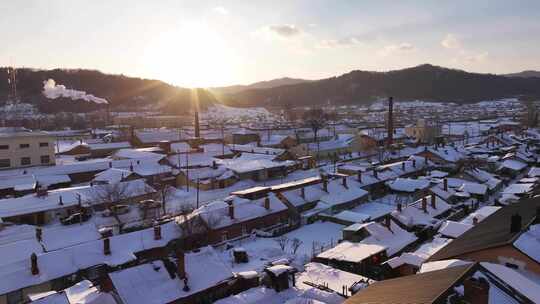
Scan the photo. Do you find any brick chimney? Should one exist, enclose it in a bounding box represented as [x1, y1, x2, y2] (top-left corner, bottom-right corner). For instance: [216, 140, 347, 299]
[176, 250, 186, 279]
[510, 213, 522, 233]
[37, 187, 48, 197]
[31, 253, 39, 275]
[103, 238, 111, 255]
[397, 203, 402, 212]
[443, 178, 448, 192]
[431, 195, 436, 209]
[385, 216, 391, 228]
[401, 162, 406, 171]
[130, 162, 134, 172]
[342, 177, 348, 189]
[472, 217, 478, 225]
[264, 197, 270, 210]
[109, 162, 112, 168]
[35, 228, 42, 242]
[154, 224, 162, 240]
[412, 159, 416, 168]
[228, 202, 235, 219]
[373, 170, 378, 179]
[58, 195, 63, 206]
[421, 197, 427, 213]
[300, 187, 305, 199]
[463, 277, 490, 304]
[357, 171, 362, 183]
[322, 177, 328, 192]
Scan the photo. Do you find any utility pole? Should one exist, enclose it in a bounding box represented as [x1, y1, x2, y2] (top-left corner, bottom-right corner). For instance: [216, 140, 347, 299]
[185, 150, 189, 192]
[196, 179, 200, 209]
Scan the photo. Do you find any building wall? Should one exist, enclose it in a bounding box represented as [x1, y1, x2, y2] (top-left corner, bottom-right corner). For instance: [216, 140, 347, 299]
[456, 245, 540, 275]
[0, 133, 56, 169]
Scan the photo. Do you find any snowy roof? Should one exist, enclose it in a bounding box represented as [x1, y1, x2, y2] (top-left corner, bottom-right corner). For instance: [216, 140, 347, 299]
[319, 186, 368, 207]
[500, 159, 527, 171]
[513, 224, 540, 264]
[134, 130, 181, 143]
[296, 262, 373, 294]
[170, 142, 192, 153]
[86, 141, 132, 151]
[218, 154, 293, 174]
[0, 179, 155, 218]
[528, 167, 540, 177]
[385, 237, 451, 268]
[460, 206, 501, 225]
[214, 286, 344, 304]
[93, 168, 134, 184]
[385, 178, 430, 193]
[391, 195, 452, 228]
[318, 220, 417, 262]
[426, 146, 466, 163]
[229, 144, 285, 156]
[167, 152, 218, 168]
[113, 149, 164, 161]
[183, 193, 288, 229]
[438, 221, 473, 238]
[109, 247, 233, 304]
[458, 182, 488, 195]
[501, 183, 534, 195]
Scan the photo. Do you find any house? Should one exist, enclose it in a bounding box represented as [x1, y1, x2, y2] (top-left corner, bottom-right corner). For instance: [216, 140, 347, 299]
[217, 153, 294, 181]
[416, 145, 467, 167]
[0, 130, 56, 169]
[28, 279, 117, 304]
[108, 247, 234, 304]
[385, 177, 431, 194]
[315, 219, 417, 278]
[345, 262, 540, 304]
[259, 135, 297, 149]
[438, 206, 501, 239]
[60, 141, 132, 159]
[92, 168, 140, 184]
[428, 197, 540, 275]
[176, 193, 292, 247]
[390, 195, 453, 231]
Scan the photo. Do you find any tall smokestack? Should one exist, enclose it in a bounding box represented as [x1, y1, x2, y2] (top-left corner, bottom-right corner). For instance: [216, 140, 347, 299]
[194, 111, 200, 138]
[387, 96, 394, 147]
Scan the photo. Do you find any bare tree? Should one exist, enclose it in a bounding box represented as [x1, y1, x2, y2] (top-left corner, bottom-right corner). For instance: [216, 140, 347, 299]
[208, 117, 230, 155]
[290, 238, 303, 254]
[303, 108, 329, 158]
[156, 183, 176, 215]
[275, 235, 289, 251]
[87, 183, 129, 231]
[176, 205, 215, 248]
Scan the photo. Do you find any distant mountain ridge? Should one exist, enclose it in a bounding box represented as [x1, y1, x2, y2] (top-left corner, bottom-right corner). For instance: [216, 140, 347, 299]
[222, 64, 540, 107]
[211, 77, 310, 94]
[504, 70, 540, 78]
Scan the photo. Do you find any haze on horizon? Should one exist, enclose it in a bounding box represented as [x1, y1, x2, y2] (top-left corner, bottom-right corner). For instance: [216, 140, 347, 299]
[2, 0, 540, 88]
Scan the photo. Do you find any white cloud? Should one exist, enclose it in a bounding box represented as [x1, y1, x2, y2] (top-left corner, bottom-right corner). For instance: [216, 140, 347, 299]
[465, 51, 489, 62]
[379, 43, 415, 56]
[266, 24, 301, 37]
[317, 36, 361, 49]
[441, 33, 461, 49]
[212, 6, 229, 15]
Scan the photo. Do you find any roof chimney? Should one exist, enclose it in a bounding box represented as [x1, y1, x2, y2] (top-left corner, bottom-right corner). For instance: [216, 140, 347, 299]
[472, 217, 479, 225]
[401, 162, 406, 171]
[109, 162, 112, 168]
[385, 215, 391, 228]
[103, 238, 111, 255]
[194, 111, 200, 138]
[264, 197, 270, 210]
[130, 162, 134, 172]
[322, 176, 328, 192]
[176, 250, 186, 279]
[373, 170, 378, 179]
[443, 178, 448, 192]
[35, 227, 42, 242]
[397, 203, 402, 212]
[228, 202, 235, 219]
[463, 277, 490, 304]
[357, 171, 362, 183]
[31, 253, 39, 275]
[154, 224, 162, 240]
[300, 187, 305, 199]
[58, 195, 63, 206]
[421, 197, 428, 213]
[510, 213, 522, 233]
[412, 159, 416, 168]
[342, 176, 348, 189]
[431, 195, 436, 209]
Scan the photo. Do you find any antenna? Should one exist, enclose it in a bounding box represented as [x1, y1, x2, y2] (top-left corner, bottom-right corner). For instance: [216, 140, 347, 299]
[6, 66, 19, 103]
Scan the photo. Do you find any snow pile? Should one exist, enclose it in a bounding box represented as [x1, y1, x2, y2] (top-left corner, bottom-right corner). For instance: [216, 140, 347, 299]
[42, 79, 108, 104]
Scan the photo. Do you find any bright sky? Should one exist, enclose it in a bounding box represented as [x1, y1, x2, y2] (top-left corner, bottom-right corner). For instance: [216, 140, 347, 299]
[1, 0, 539, 88]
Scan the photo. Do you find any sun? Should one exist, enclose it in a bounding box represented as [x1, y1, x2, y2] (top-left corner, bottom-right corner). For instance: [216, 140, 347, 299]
[142, 22, 237, 88]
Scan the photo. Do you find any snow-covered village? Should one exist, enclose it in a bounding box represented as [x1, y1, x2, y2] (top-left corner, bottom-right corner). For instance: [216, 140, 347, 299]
[3, 1, 540, 304]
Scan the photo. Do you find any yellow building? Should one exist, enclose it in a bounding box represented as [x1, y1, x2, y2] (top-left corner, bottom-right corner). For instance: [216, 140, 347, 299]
[0, 131, 56, 169]
[404, 119, 441, 144]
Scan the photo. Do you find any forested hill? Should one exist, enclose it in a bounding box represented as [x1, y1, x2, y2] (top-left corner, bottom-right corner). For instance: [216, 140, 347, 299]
[0, 68, 217, 114]
[223, 64, 540, 107]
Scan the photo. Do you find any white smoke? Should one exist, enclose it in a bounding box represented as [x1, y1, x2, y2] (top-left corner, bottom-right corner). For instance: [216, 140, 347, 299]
[42, 79, 108, 104]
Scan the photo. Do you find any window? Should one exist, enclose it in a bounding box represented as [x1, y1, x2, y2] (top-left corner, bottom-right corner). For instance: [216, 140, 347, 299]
[19, 143, 30, 149]
[21, 157, 31, 166]
[0, 159, 10, 168]
[39, 142, 49, 147]
[505, 262, 519, 269]
[40, 155, 50, 164]
[0, 145, 8, 150]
